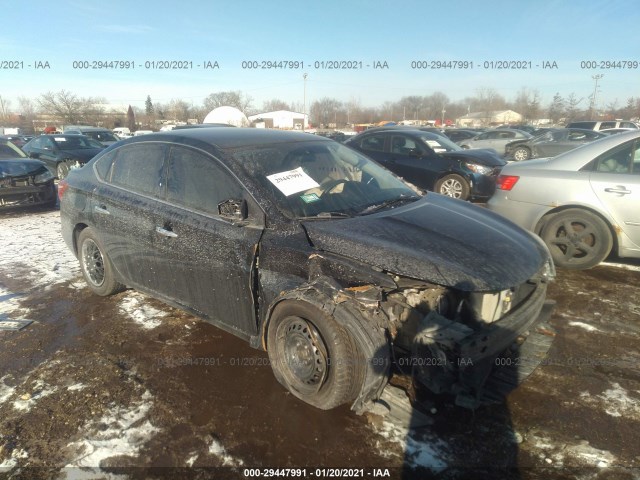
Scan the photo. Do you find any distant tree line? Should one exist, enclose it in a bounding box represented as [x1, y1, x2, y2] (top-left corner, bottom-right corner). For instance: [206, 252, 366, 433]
[2, 86, 640, 133]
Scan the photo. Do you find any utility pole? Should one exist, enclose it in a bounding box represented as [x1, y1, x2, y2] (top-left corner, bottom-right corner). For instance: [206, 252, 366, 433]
[590, 74, 603, 120]
[303, 73, 308, 131]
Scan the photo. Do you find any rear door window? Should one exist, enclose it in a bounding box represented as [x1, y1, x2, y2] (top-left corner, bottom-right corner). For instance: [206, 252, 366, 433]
[109, 143, 166, 197]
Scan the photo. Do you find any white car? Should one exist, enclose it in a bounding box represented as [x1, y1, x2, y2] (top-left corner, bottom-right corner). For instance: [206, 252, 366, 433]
[488, 130, 640, 269]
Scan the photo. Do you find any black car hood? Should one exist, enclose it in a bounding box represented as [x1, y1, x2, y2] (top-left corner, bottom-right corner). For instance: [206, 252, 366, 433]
[0, 158, 48, 177]
[440, 148, 505, 166]
[302, 195, 548, 291]
[59, 148, 103, 161]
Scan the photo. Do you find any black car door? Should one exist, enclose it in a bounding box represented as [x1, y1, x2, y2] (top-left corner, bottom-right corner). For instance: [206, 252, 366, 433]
[384, 134, 445, 189]
[152, 145, 264, 336]
[89, 143, 169, 293]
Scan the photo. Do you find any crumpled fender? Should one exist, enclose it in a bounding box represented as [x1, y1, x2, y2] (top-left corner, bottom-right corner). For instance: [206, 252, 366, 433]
[261, 276, 392, 413]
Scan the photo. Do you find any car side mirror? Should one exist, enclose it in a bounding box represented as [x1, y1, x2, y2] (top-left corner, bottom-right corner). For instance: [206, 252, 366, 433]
[29, 152, 40, 159]
[218, 198, 248, 222]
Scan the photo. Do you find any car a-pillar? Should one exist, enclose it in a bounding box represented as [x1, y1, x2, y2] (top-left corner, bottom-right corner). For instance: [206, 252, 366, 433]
[264, 283, 391, 412]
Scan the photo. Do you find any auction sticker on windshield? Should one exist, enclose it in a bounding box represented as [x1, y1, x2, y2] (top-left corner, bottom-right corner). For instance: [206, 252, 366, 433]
[267, 167, 319, 196]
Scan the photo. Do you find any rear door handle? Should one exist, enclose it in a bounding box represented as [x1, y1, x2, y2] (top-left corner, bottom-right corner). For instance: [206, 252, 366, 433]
[93, 205, 110, 215]
[604, 186, 632, 195]
[155, 226, 178, 238]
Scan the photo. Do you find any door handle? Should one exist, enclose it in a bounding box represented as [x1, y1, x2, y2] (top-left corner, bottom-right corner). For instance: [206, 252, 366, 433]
[93, 205, 110, 215]
[155, 226, 178, 238]
[604, 186, 631, 195]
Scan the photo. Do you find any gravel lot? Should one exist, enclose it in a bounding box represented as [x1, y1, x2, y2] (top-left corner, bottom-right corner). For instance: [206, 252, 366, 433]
[1, 207, 639, 480]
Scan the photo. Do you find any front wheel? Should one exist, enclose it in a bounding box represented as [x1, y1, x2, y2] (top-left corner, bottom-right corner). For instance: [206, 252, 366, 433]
[56, 162, 70, 180]
[541, 209, 612, 269]
[77, 227, 125, 296]
[267, 300, 364, 410]
[435, 174, 470, 200]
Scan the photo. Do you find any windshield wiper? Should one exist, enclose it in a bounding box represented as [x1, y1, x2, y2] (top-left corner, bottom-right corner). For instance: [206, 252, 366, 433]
[297, 211, 352, 220]
[358, 195, 421, 215]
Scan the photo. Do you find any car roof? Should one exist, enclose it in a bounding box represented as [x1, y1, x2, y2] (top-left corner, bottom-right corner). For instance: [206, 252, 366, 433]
[543, 129, 640, 168]
[64, 126, 111, 131]
[123, 127, 331, 150]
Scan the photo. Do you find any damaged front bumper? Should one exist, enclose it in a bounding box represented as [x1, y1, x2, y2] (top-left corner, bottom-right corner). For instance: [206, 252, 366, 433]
[408, 281, 555, 408]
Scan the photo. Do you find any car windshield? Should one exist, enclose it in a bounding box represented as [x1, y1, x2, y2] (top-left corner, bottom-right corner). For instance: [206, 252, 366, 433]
[418, 133, 462, 152]
[0, 142, 27, 160]
[0, 141, 27, 159]
[85, 131, 119, 143]
[53, 136, 103, 150]
[233, 141, 421, 219]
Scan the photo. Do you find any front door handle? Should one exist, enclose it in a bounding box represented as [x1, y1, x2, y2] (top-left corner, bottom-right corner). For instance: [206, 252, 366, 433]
[93, 205, 110, 215]
[155, 226, 178, 238]
[604, 186, 631, 195]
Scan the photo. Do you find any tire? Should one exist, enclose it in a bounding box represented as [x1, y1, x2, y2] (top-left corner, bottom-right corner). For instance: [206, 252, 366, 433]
[512, 146, 531, 161]
[56, 162, 70, 180]
[435, 174, 470, 200]
[267, 300, 364, 410]
[77, 227, 125, 296]
[541, 209, 613, 269]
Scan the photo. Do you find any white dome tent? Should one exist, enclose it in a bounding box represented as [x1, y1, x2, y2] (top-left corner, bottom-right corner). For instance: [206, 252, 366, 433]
[202, 106, 249, 127]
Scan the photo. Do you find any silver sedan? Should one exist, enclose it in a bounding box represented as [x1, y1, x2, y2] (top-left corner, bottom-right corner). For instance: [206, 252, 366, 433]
[487, 130, 640, 269]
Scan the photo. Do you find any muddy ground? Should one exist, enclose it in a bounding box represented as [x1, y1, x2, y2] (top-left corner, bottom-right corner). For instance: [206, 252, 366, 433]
[0, 207, 639, 480]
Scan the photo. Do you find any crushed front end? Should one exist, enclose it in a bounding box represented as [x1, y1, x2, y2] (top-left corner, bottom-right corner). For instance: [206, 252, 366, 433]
[380, 261, 556, 409]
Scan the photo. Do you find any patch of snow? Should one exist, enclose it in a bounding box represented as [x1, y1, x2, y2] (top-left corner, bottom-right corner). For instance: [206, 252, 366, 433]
[0, 375, 16, 405]
[580, 383, 640, 419]
[0, 448, 28, 469]
[12, 379, 57, 412]
[527, 433, 616, 467]
[65, 390, 159, 468]
[67, 383, 86, 391]
[0, 211, 79, 289]
[376, 421, 448, 471]
[185, 452, 199, 467]
[568, 321, 602, 332]
[208, 438, 244, 467]
[602, 261, 640, 272]
[118, 292, 167, 330]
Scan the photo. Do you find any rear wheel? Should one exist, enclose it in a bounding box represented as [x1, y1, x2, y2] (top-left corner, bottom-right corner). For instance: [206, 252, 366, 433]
[267, 300, 364, 410]
[435, 174, 470, 200]
[541, 209, 612, 269]
[78, 227, 125, 296]
[512, 146, 531, 161]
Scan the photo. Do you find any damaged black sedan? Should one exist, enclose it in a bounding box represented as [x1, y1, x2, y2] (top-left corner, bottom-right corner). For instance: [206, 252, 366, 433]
[0, 138, 56, 209]
[59, 128, 555, 412]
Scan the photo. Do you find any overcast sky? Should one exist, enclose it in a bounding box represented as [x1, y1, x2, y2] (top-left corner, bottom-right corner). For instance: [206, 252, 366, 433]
[2, 0, 639, 111]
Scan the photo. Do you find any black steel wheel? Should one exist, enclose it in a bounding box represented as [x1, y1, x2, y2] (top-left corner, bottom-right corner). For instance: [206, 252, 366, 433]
[267, 300, 364, 410]
[435, 174, 470, 200]
[541, 209, 612, 269]
[78, 227, 124, 296]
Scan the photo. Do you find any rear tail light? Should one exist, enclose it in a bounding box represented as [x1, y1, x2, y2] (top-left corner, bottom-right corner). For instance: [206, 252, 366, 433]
[496, 175, 519, 191]
[58, 179, 69, 200]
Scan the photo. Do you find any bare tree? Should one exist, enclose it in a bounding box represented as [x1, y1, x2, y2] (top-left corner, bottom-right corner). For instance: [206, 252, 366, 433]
[564, 93, 584, 123]
[309, 97, 342, 127]
[203, 91, 253, 115]
[262, 99, 291, 112]
[0, 95, 11, 121]
[167, 98, 191, 122]
[37, 90, 105, 125]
